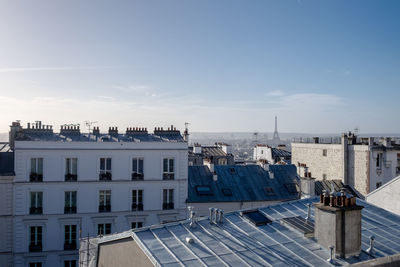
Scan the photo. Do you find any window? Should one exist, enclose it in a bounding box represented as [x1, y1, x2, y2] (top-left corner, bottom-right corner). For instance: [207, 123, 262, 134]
[322, 174, 327, 180]
[221, 188, 233, 196]
[218, 158, 227, 165]
[64, 225, 77, 250]
[132, 190, 143, 211]
[99, 190, 111, 212]
[261, 150, 263, 154]
[97, 223, 111, 235]
[29, 263, 42, 267]
[397, 153, 400, 174]
[162, 189, 174, 210]
[64, 191, 77, 214]
[64, 260, 77, 267]
[264, 187, 275, 196]
[376, 182, 382, 189]
[30, 192, 43, 214]
[322, 149, 327, 157]
[229, 168, 236, 174]
[30, 158, 43, 182]
[131, 222, 143, 229]
[163, 158, 174, 180]
[376, 153, 382, 168]
[285, 183, 299, 194]
[65, 158, 77, 181]
[99, 158, 112, 180]
[195, 185, 213, 196]
[132, 158, 144, 180]
[29, 226, 42, 252]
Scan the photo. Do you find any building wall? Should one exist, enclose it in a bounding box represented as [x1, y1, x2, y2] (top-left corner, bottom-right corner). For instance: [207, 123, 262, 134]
[366, 176, 400, 215]
[348, 145, 370, 195]
[253, 146, 273, 163]
[0, 175, 13, 267]
[291, 143, 344, 181]
[13, 140, 188, 267]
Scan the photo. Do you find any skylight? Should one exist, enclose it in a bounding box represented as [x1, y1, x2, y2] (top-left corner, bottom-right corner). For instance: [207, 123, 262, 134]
[240, 210, 272, 226]
[195, 185, 213, 196]
[264, 187, 275, 196]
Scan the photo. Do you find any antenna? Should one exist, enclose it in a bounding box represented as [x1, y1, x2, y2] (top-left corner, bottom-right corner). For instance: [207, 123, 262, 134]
[253, 132, 259, 142]
[85, 121, 98, 133]
[354, 126, 359, 135]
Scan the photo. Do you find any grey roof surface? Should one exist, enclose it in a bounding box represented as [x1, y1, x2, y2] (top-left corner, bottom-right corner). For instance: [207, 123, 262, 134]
[188, 146, 228, 157]
[16, 132, 184, 142]
[0, 143, 14, 175]
[315, 180, 360, 198]
[271, 147, 291, 158]
[129, 198, 400, 266]
[188, 164, 300, 203]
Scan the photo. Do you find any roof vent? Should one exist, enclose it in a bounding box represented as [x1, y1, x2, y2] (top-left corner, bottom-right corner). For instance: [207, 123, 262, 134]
[185, 237, 194, 244]
[366, 236, 375, 255]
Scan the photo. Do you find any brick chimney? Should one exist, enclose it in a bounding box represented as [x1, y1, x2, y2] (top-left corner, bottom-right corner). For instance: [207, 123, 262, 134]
[314, 189, 363, 258]
[108, 127, 118, 136]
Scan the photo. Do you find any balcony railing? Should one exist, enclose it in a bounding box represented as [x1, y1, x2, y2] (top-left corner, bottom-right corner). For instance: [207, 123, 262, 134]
[64, 242, 77, 250]
[131, 172, 144, 181]
[29, 243, 42, 252]
[162, 173, 175, 180]
[162, 202, 174, 210]
[29, 207, 43, 215]
[30, 173, 43, 182]
[65, 173, 77, 181]
[99, 172, 112, 181]
[99, 204, 111, 212]
[64, 206, 77, 214]
[131, 203, 144, 211]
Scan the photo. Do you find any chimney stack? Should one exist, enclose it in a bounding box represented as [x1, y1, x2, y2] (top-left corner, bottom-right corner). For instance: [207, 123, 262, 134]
[314, 190, 363, 258]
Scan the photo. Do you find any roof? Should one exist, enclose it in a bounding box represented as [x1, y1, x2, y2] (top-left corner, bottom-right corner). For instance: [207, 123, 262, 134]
[188, 164, 300, 203]
[315, 179, 361, 198]
[271, 147, 291, 158]
[189, 146, 228, 157]
[366, 175, 400, 198]
[0, 143, 14, 176]
[15, 132, 184, 143]
[90, 197, 400, 266]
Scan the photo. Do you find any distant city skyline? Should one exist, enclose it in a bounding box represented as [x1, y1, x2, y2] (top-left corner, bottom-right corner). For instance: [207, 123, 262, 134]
[0, 0, 399, 133]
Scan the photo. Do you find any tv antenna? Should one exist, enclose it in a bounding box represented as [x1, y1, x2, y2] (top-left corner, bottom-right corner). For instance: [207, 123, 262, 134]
[85, 121, 98, 133]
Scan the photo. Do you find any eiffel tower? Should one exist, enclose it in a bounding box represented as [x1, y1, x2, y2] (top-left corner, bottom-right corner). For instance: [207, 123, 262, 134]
[272, 116, 280, 141]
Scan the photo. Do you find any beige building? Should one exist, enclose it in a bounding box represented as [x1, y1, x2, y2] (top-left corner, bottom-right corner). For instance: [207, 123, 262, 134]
[292, 133, 400, 196]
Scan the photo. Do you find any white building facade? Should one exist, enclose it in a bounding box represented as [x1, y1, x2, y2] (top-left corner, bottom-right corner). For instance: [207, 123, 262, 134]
[292, 133, 400, 196]
[10, 122, 188, 267]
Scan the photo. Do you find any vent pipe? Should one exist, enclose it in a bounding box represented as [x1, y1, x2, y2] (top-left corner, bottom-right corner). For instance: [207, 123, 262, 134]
[366, 236, 375, 255]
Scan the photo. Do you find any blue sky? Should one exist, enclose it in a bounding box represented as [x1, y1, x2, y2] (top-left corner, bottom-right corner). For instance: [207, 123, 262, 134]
[0, 0, 399, 133]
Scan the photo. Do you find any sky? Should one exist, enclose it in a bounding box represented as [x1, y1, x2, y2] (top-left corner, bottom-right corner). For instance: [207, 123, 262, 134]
[0, 0, 399, 134]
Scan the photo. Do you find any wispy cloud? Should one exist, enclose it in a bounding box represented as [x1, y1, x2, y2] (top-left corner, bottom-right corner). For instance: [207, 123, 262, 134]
[0, 66, 116, 73]
[266, 89, 285, 97]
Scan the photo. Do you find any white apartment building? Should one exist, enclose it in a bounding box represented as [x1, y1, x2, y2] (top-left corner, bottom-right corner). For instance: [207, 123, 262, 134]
[9, 121, 188, 267]
[253, 144, 291, 164]
[292, 133, 400, 196]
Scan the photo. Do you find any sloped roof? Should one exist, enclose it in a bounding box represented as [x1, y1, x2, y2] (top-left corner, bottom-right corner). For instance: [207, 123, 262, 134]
[271, 147, 291, 158]
[188, 164, 300, 203]
[90, 197, 400, 266]
[315, 179, 361, 198]
[0, 143, 14, 176]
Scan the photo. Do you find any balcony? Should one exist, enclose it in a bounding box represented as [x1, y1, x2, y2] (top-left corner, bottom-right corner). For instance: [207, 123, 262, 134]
[131, 172, 144, 181]
[29, 243, 42, 252]
[30, 173, 43, 182]
[162, 173, 175, 180]
[64, 206, 77, 214]
[162, 202, 174, 210]
[99, 172, 112, 181]
[64, 242, 77, 250]
[99, 204, 111, 213]
[29, 207, 43, 215]
[65, 173, 77, 181]
[131, 203, 144, 211]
